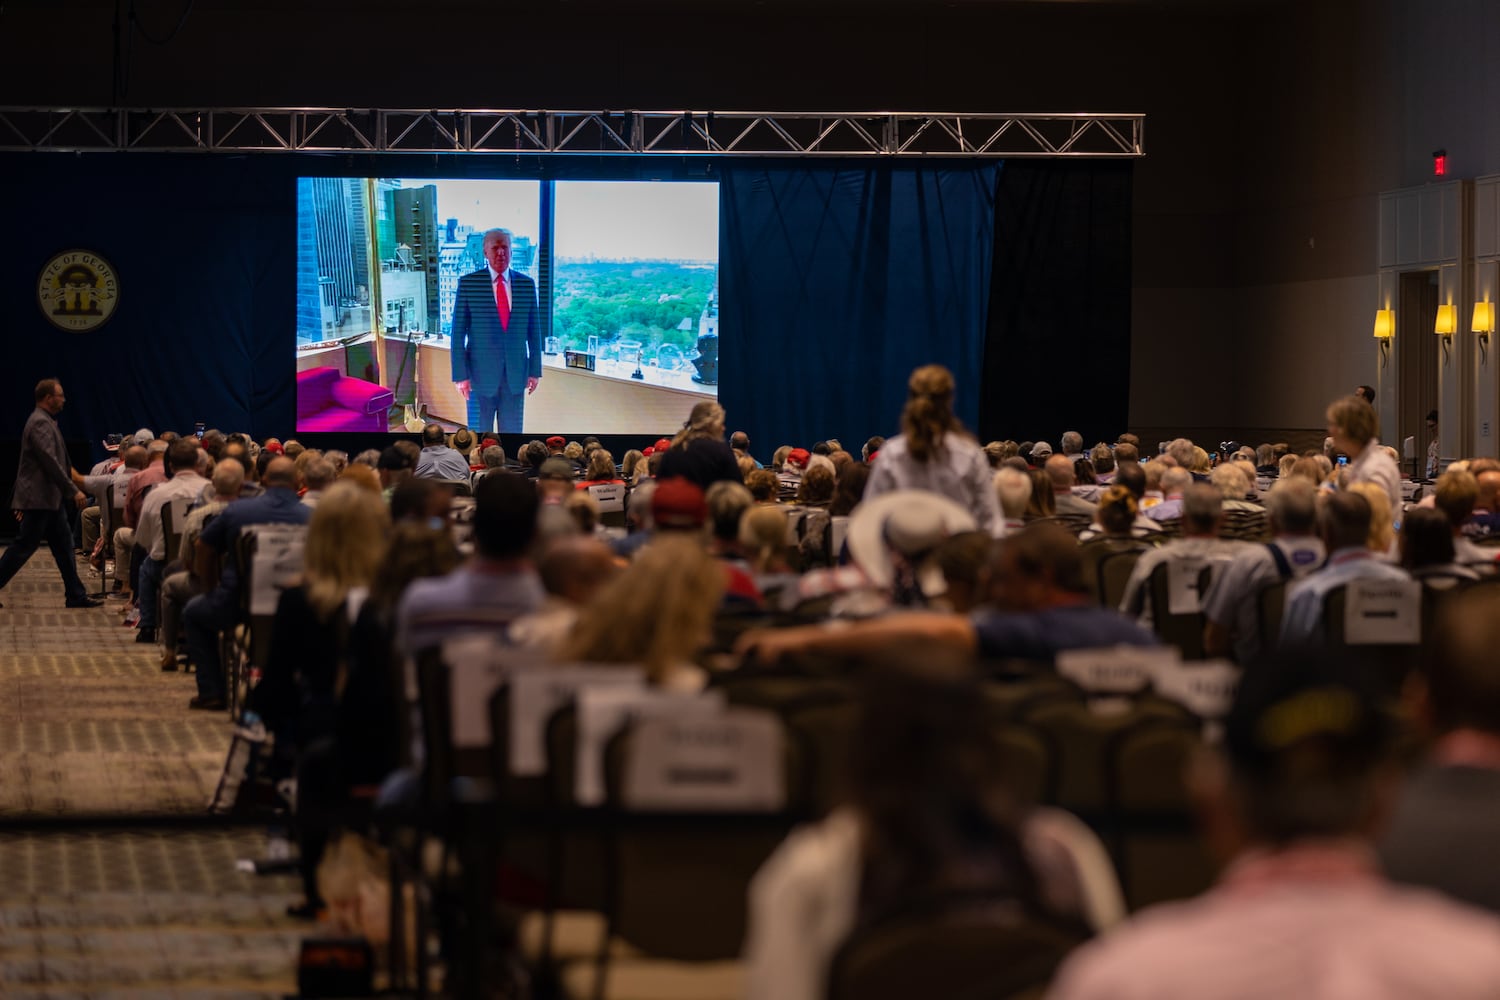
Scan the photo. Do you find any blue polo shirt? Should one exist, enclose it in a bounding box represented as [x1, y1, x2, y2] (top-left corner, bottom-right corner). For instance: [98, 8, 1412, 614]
[198, 486, 312, 593]
[970, 603, 1158, 662]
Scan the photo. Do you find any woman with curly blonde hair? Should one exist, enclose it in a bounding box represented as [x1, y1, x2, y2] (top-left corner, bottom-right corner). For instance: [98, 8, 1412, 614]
[556, 534, 724, 690]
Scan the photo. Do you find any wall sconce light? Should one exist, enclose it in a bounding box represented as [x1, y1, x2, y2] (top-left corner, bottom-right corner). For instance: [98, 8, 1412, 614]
[1436, 304, 1457, 361]
[1474, 301, 1494, 364]
[1374, 308, 1394, 366]
[1436, 304, 1457, 338]
[1472, 301, 1493, 341]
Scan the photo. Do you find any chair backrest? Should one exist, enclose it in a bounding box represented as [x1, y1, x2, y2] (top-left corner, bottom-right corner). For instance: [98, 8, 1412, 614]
[415, 648, 455, 813]
[1256, 580, 1287, 653]
[107, 481, 127, 539]
[600, 708, 801, 961]
[1220, 507, 1268, 542]
[1324, 580, 1422, 696]
[785, 696, 863, 817]
[1109, 718, 1214, 908]
[1146, 559, 1215, 659]
[1052, 510, 1094, 538]
[1021, 698, 1193, 819]
[827, 901, 1088, 1000]
[239, 522, 310, 669]
[160, 495, 192, 564]
[1092, 546, 1145, 609]
[587, 482, 628, 529]
[439, 477, 473, 498]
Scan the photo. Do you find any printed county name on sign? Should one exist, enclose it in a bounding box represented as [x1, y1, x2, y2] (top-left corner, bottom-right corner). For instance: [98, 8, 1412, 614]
[1344, 578, 1421, 645]
[37, 251, 120, 331]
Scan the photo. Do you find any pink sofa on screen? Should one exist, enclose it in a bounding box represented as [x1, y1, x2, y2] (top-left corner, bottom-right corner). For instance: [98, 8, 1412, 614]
[296, 367, 394, 432]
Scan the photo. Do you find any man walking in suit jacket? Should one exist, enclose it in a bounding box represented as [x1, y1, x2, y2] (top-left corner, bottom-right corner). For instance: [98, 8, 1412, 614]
[451, 228, 542, 434]
[0, 379, 101, 608]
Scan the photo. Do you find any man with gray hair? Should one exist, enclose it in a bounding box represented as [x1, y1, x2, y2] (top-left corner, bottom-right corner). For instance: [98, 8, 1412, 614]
[1060, 430, 1085, 460]
[1120, 483, 1244, 629]
[993, 466, 1031, 534]
[612, 479, 658, 559]
[1280, 490, 1410, 647]
[1146, 466, 1193, 523]
[449, 227, 542, 434]
[300, 457, 336, 508]
[1166, 437, 1197, 473]
[159, 457, 244, 671]
[1203, 478, 1325, 664]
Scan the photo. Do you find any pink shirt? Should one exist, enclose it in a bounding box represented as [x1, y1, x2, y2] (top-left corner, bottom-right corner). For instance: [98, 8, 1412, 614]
[1048, 840, 1500, 1000]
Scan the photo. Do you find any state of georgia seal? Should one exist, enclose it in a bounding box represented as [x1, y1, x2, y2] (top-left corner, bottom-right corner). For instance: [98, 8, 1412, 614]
[37, 250, 119, 331]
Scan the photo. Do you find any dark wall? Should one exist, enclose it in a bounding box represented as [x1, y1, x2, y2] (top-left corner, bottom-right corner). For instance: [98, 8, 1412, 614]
[0, 0, 1255, 440]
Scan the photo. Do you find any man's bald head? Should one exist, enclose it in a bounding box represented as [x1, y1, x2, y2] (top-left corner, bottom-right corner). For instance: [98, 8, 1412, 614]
[1044, 453, 1076, 490]
[1478, 470, 1500, 511]
[263, 456, 297, 489]
[537, 535, 620, 606]
[122, 444, 148, 470]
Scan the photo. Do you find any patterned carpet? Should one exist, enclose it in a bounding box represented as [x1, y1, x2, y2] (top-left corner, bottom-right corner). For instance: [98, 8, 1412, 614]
[0, 550, 303, 997]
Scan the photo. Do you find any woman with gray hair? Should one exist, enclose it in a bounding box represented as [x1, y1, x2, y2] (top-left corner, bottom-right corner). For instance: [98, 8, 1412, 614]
[657, 399, 743, 491]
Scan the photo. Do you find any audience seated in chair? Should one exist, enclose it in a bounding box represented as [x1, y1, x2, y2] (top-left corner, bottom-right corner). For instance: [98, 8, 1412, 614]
[1203, 478, 1325, 664]
[745, 656, 1123, 1000]
[740, 523, 1156, 666]
[554, 534, 724, 692]
[248, 481, 390, 917]
[397, 471, 544, 658]
[1278, 490, 1410, 647]
[414, 422, 473, 483]
[1048, 647, 1500, 999]
[1119, 484, 1242, 630]
[1400, 507, 1481, 584]
[182, 456, 311, 711]
[1382, 584, 1500, 913]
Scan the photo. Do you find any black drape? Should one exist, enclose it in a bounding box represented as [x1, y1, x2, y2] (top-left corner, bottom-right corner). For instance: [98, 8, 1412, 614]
[980, 161, 1133, 445]
[720, 163, 999, 452]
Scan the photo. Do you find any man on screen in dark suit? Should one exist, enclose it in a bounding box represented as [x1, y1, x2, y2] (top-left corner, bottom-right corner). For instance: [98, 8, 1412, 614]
[451, 228, 542, 434]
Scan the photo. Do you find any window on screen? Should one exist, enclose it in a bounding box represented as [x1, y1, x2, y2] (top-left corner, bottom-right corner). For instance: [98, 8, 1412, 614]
[551, 181, 719, 397]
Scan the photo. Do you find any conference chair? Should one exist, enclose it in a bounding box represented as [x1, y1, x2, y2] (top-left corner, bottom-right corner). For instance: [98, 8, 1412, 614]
[586, 483, 628, 530]
[1078, 538, 1149, 608]
[228, 523, 309, 717]
[827, 898, 1088, 1000]
[1021, 698, 1194, 827]
[1323, 584, 1422, 697]
[554, 710, 801, 1000]
[1146, 562, 1216, 659]
[160, 495, 191, 565]
[1219, 506, 1268, 542]
[1255, 580, 1288, 654]
[1109, 717, 1213, 909]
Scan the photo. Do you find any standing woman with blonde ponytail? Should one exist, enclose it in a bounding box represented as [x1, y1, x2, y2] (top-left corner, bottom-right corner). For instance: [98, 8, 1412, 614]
[864, 364, 1002, 535]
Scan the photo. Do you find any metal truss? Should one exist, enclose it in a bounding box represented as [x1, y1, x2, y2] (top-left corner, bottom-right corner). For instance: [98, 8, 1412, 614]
[0, 108, 1143, 157]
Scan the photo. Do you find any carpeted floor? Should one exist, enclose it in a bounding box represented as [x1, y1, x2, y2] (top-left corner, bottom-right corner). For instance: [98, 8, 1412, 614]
[0, 550, 303, 997]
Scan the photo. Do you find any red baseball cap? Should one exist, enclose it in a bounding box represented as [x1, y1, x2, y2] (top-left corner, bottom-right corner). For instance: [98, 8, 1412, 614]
[651, 476, 707, 529]
[546, 436, 566, 449]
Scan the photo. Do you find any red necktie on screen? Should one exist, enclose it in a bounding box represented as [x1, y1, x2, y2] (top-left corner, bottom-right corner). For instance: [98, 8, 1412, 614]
[494, 272, 510, 330]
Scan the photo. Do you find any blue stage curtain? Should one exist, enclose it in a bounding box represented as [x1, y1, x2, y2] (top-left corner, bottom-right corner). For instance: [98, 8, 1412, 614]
[719, 163, 1000, 453]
